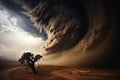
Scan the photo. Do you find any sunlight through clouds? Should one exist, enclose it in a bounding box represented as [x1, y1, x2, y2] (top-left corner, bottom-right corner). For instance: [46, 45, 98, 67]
[0, 6, 45, 60]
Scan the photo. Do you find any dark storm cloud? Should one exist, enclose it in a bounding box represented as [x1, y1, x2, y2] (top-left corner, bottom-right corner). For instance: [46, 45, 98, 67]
[27, 0, 88, 52]
[25, 0, 120, 68]
[22, 0, 41, 9]
[0, 0, 47, 40]
[0, 0, 23, 12]
[0, 0, 41, 11]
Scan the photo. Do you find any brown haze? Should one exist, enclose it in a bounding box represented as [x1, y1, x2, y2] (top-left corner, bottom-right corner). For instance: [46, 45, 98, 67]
[26, 0, 120, 67]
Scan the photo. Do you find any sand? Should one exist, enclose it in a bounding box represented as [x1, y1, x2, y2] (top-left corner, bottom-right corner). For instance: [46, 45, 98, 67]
[0, 61, 120, 80]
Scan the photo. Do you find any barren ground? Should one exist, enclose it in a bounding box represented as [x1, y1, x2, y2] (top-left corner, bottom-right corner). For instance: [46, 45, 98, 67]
[0, 59, 120, 80]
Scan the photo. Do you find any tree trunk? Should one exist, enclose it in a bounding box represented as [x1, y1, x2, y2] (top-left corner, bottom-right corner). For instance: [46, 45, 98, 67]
[28, 63, 37, 74]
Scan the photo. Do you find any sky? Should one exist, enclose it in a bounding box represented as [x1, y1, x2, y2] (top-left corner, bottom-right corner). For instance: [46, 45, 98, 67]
[0, 0, 46, 60]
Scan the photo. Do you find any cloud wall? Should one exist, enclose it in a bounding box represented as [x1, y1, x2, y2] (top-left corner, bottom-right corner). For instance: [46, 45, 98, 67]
[27, 0, 120, 67]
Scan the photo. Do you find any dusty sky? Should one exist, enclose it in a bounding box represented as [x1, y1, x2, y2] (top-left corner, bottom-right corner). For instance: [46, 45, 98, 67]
[0, 1, 46, 60]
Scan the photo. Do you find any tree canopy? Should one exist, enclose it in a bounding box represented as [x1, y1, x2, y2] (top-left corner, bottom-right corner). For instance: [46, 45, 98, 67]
[18, 52, 42, 73]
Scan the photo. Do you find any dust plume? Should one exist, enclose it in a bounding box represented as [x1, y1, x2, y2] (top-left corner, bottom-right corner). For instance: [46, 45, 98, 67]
[26, 0, 120, 67]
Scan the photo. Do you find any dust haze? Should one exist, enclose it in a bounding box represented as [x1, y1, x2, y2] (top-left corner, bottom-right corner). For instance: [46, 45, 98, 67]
[27, 0, 120, 67]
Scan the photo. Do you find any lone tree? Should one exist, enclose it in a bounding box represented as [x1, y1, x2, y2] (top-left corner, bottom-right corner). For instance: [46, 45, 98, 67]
[18, 52, 42, 74]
